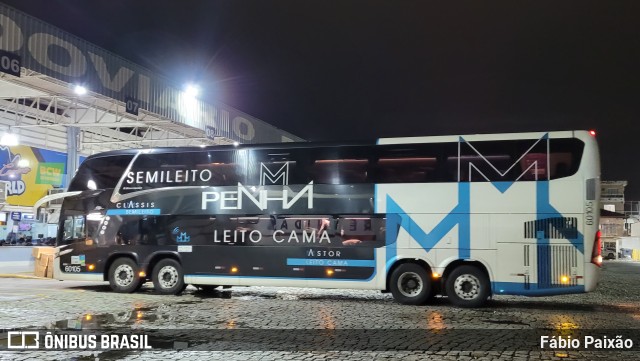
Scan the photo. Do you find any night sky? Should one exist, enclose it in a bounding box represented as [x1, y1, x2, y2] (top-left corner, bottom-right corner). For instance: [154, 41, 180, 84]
[3, 1, 640, 198]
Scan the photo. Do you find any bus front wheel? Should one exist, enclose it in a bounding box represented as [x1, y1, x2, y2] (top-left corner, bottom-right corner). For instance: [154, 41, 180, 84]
[108, 258, 142, 293]
[389, 263, 433, 305]
[445, 265, 490, 308]
[152, 259, 185, 295]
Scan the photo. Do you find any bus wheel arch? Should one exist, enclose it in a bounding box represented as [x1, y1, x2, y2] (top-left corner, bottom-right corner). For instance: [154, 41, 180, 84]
[443, 260, 491, 308]
[107, 256, 143, 293]
[387, 259, 434, 305]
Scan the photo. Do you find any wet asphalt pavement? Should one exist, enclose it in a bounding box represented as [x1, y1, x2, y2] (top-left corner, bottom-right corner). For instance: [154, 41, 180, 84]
[1, 261, 639, 360]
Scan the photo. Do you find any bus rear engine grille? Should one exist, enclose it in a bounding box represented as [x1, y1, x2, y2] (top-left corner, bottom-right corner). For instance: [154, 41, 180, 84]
[524, 217, 578, 240]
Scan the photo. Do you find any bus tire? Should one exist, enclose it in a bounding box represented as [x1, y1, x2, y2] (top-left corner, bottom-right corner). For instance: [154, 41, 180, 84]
[108, 258, 142, 293]
[390, 263, 432, 305]
[445, 265, 490, 308]
[152, 258, 185, 295]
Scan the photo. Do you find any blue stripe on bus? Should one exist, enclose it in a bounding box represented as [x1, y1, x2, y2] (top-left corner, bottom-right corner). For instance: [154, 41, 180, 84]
[490, 181, 515, 194]
[493, 282, 584, 296]
[286, 258, 375, 267]
[106, 208, 161, 216]
[385, 186, 471, 263]
[457, 182, 471, 258]
[187, 252, 379, 282]
[536, 181, 584, 254]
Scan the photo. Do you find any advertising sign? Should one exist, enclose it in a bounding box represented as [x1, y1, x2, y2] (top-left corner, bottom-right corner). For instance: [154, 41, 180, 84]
[0, 145, 68, 206]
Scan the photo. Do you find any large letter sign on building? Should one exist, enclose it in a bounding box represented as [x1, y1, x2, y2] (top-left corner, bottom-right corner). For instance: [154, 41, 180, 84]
[0, 5, 303, 144]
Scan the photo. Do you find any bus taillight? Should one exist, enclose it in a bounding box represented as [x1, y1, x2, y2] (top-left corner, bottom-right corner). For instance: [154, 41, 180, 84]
[589, 130, 597, 136]
[591, 230, 602, 267]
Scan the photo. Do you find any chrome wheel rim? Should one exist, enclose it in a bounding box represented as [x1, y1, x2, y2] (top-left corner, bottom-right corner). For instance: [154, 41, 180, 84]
[397, 272, 423, 297]
[454, 274, 481, 300]
[114, 264, 134, 288]
[158, 265, 179, 289]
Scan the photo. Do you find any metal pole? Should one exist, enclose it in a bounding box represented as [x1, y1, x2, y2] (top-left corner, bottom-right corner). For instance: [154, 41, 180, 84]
[65, 126, 79, 189]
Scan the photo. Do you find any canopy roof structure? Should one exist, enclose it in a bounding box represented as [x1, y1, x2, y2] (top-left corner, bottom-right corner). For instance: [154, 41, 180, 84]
[0, 4, 303, 155]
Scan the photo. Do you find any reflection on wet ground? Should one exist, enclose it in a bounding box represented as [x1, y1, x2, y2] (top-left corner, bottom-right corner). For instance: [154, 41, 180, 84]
[1, 262, 639, 359]
[69, 283, 640, 316]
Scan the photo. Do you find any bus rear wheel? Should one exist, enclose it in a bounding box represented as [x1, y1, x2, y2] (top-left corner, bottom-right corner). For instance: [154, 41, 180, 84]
[445, 265, 490, 308]
[108, 258, 142, 293]
[152, 259, 185, 295]
[390, 263, 433, 305]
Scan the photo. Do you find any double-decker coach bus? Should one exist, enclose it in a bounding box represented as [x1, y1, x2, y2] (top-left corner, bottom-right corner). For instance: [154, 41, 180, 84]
[44, 130, 601, 307]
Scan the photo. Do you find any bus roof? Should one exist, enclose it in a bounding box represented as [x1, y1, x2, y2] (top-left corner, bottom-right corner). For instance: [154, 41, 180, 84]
[82, 130, 590, 161]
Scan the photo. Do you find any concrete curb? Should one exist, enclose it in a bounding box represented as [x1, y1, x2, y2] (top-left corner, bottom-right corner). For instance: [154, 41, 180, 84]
[0, 273, 50, 280]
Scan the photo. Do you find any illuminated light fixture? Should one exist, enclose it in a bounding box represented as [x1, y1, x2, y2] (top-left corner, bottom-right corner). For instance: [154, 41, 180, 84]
[589, 130, 596, 136]
[230, 266, 239, 273]
[233, 141, 239, 146]
[184, 83, 200, 98]
[87, 264, 95, 271]
[595, 255, 603, 265]
[199, 144, 206, 148]
[85, 314, 93, 321]
[87, 179, 97, 190]
[74, 85, 87, 95]
[432, 272, 440, 279]
[326, 269, 334, 276]
[139, 271, 146, 278]
[17, 159, 29, 167]
[560, 275, 570, 284]
[137, 311, 143, 319]
[0, 132, 18, 146]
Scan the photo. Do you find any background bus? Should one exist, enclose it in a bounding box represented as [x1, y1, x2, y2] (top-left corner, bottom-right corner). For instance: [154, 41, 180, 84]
[51, 130, 601, 307]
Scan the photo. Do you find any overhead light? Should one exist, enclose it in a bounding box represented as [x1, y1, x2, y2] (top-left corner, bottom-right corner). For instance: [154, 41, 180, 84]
[74, 85, 87, 95]
[184, 83, 199, 98]
[233, 141, 239, 146]
[0, 132, 18, 146]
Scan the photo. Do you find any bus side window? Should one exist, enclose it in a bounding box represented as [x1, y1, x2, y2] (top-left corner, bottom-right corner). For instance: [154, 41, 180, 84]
[310, 159, 368, 184]
[372, 157, 437, 183]
[554, 163, 569, 178]
[520, 153, 547, 181]
[549, 152, 573, 179]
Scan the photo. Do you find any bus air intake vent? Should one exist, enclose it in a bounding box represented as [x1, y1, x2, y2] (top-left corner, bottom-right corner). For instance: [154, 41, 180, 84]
[524, 217, 578, 240]
[537, 245, 578, 289]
